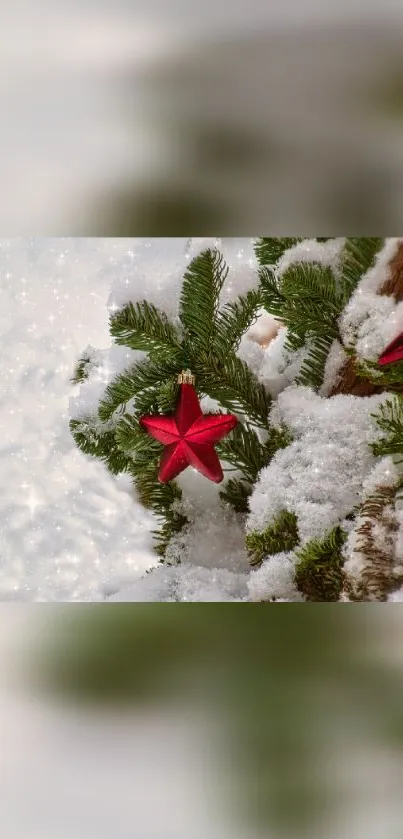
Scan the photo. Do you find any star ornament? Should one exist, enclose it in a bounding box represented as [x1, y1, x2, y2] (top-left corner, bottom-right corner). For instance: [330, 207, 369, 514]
[378, 330, 403, 366]
[140, 381, 238, 484]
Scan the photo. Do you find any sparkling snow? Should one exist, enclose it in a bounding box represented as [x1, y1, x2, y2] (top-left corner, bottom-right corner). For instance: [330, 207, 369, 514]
[0, 237, 255, 602]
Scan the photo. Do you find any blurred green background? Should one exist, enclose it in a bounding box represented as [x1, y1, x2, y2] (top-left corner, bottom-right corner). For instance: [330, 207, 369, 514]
[21, 605, 403, 838]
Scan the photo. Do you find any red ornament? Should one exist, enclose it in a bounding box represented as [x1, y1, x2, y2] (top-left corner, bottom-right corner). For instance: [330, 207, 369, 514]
[378, 331, 403, 366]
[140, 372, 238, 484]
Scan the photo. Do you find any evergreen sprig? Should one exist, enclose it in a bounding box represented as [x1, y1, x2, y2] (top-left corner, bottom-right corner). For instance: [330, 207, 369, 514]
[371, 394, 403, 459]
[179, 248, 229, 354]
[294, 526, 347, 602]
[340, 238, 384, 299]
[71, 246, 276, 558]
[258, 238, 384, 391]
[255, 238, 303, 266]
[214, 289, 262, 357]
[109, 300, 182, 362]
[246, 511, 299, 567]
[70, 418, 131, 476]
[197, 354, 271, 429]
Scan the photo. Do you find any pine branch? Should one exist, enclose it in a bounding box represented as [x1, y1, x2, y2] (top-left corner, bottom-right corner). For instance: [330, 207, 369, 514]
[294, 526, 347, 602]
[98, 358, 179, 422]
[109, 301, 182, 362]
[264, 425, 294, 459]
[216, 422, 270, 484]
[255, 238, 303, 266]
[114, 413, 162, 458]
[296, 335, 334, 390]
[197, 354, 271, 429]
[214, 289, 262, 356]
[70, 350, 98, 384]
[70, 418, 131, 476]
[179, 249, 229, 354]
[128, 458, 183, 515]
[259, 266, 286, 318]
[354, 356, 403, 394]
[281, 262, 341, 313]
[371, 395, 403, 458]
[220, 479, 252, 513]
[246, 511, 299, 567]
[340, 238, 384, 300]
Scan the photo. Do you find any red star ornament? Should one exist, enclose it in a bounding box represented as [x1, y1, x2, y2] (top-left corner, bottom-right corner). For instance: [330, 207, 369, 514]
[140, 380, 238, 484]
[378, 330, 403, 366]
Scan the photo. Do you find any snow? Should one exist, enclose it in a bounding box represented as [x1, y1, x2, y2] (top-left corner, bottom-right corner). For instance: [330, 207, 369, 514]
[247, 550, 304, 602]
[247, 386, 387, 546]
[0, 237, 256, 602]
[277, 237, 345, 277]
[110, 564, 249, 602]
[320, 339, 349, 395]
[339, 238, 403, 359]
[2, 236, 402, 602]
[107, 237, 258, 319]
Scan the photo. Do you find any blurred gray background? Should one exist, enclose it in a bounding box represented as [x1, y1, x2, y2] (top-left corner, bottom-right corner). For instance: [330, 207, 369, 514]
[3, 1, 403, 233]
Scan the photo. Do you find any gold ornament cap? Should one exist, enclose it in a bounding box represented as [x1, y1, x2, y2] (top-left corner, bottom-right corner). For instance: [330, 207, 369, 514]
[177, 369, 196, 385]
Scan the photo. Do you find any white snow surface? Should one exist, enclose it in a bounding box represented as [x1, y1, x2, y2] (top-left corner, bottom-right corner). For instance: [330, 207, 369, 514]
[339, 238, 403, 360]
[247, 386, 387, 546]
[277, 237, 345, 277]
[0, 237, 257, 602]
[247, 550, 304, 602]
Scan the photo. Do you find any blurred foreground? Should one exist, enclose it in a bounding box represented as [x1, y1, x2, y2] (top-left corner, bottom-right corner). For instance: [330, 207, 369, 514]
[3, 3, 403, 232]
[2, 606, 403, 838]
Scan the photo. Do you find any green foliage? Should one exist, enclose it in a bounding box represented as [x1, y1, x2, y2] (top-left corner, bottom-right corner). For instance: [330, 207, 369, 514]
[197, 354, 271, 429]
[255, 238, 303, 266]
[340, 238, 384, 299]
[71, 352, 97, 384]
[294, 526, 347, 602]
[70, 418, 131, 476]
[246, 511, 299, 567]
[98, 358, 179, 423]
[71, 246, 275, 558]
[258, 237, 384, 391]
[217, 421, 270, 484]
[371, 394, 403, 460]
[179, 248, 229, 355]
[109, 300, 182, 362]
[220, 478, 252, 513]
[214, 288, 262, 357]
[219, 424, 292, 513]
[354, 356, 403, 393]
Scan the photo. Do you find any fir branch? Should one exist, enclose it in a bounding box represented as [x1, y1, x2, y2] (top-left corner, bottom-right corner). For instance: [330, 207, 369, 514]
[264, 425, 293, 459]
[128, 459, 183, 515]
[371, 395, 403, 459]
[109, 301, 182, 362]
[296, 335, 334, 390]
[259, 266, 286, 318]
[70, 351, 98, 384]
[114, 413, 162, 458]
[128, 458, 188, 558]
[98, 358, 179, 423]
[179, 249, 229, 354]
[281, 263, 341, 314]
[246, 511, 299, 567]
[214, 289, 262, 356]
[70, 418, 131, 476]
[197, 354, 271, 429]
[216, 422, 270, 485]
[220, 479, 252, 513]
[340, 238, 384, 300]
[355, 356, 403, 393]
[255, 238, 303, 266]
[294, 526, 347, 602]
